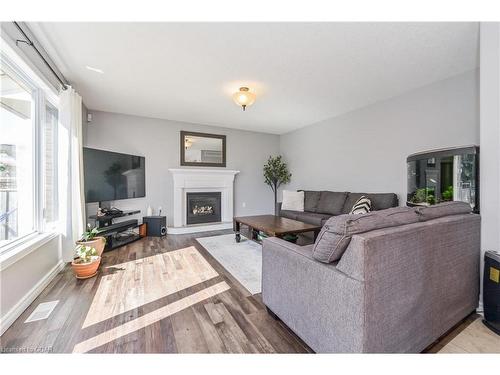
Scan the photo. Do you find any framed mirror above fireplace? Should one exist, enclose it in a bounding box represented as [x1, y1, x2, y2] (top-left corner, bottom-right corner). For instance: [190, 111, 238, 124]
[180, 131, 226, 167]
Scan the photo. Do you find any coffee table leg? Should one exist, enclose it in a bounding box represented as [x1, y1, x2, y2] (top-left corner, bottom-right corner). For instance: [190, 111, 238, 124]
[234, 220, 241, 243]
[252, 228, 259, 241]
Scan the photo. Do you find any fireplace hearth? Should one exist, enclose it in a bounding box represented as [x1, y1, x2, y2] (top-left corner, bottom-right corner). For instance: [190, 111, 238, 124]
[186, 192, 222, 225]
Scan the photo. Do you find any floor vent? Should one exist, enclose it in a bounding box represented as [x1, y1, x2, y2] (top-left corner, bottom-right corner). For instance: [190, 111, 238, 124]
[24, 300, 59, 323]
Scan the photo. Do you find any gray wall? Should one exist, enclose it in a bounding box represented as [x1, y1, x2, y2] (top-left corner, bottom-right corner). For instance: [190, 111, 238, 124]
[1, 237, 63, 334]
[279, 70, 479, 204]
[84, 111, 280, 226]
[479, 23, 500, 304]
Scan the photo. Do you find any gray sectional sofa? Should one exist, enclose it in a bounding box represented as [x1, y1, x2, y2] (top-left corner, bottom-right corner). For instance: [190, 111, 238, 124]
[262, 202, 480, 353]
[277, 190, 399, 227]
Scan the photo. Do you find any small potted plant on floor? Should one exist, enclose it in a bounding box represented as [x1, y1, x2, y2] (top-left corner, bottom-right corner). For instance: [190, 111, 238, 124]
[71, 244, 100, 279]
[76, 224, 106, 256]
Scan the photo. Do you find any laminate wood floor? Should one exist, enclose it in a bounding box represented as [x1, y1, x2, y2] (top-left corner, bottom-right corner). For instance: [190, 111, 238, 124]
[0, 230, 312, 353]
[0, 230, 488, 354]
[437, 318, 500, 353]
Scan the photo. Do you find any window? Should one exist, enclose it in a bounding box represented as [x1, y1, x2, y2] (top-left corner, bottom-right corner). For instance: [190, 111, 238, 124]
[43, 102, 58, 227]
[0, 44, 59, 252]
[0, 67, 35, 246]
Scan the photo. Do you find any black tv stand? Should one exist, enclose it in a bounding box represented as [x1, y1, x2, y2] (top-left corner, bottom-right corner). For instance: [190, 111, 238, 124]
[89, 209, 141, 228]
[89, 210, 142, 251]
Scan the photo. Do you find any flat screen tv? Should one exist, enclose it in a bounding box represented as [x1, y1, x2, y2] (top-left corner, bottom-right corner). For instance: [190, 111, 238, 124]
[83, 147, 145, 203]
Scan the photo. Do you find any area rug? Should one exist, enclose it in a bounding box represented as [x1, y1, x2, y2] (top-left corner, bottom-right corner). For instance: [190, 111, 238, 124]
[196, 234, 262, 294]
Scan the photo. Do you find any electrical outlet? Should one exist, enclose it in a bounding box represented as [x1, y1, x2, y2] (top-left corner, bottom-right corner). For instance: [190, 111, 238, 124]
[242, 202, 246, 208]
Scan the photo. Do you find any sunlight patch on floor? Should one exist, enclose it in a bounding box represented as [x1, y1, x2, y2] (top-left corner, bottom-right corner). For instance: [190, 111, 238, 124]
[438, 319, 500, 353]
[73, 281, 230, 353]
[82, 246, 219, 328]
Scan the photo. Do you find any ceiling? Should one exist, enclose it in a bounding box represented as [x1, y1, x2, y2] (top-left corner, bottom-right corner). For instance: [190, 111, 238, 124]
[29, 22, 479, 134]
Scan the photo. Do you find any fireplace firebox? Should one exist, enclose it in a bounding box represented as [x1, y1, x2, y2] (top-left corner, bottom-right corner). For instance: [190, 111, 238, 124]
[186, 192, 222, 225]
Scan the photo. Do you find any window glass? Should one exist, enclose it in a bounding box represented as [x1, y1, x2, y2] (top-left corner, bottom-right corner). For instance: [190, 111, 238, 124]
[0, 67, 35, 246]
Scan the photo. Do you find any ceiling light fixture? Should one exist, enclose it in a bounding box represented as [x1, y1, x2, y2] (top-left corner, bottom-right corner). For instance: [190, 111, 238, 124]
[232, 87, 256, 111]
[185, 137, 194, 149]
[86, 66, 104, 74]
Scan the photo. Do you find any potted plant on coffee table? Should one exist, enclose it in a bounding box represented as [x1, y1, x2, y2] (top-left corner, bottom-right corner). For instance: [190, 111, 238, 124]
[71, 244, 100, 279]
[76, 224, 106, 256]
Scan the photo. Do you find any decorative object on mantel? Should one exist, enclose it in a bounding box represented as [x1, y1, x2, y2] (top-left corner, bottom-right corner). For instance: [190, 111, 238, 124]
[147, 205, 153, 216]
[232, 86, 256, 111]
[180, 131, 226, 167]
[263, 155, 292, 215]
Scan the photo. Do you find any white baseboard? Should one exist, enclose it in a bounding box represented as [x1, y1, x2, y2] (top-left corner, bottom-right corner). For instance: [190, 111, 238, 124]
[0, 260, 66, 336]
[476, 300, 484, 316]
[167, 222, 233, 234]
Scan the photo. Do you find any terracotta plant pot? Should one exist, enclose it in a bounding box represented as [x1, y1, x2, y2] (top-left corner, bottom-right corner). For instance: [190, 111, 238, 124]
[71, 256, 101, 279]
[76, 236, 106, 256]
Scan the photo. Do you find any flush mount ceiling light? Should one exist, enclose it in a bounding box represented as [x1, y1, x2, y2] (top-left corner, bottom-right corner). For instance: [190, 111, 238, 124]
[232, 87, 256, 111]
[185, 137, 194, 149]
[85, 65, 104, 74]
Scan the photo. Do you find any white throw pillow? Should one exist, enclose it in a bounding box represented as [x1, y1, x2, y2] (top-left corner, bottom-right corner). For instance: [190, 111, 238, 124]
[281, 190, 305, 212]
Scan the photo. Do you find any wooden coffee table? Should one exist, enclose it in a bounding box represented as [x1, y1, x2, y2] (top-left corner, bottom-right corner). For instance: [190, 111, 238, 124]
[233, 215, 321, 243]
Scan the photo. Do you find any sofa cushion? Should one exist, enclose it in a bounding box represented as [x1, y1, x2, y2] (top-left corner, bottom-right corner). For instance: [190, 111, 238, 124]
[294, 212, 332, 226]
[311, 229, 352, 264]
[329, 206, 419, 234]
[415, 201, 472, 221]
[281, 190, 304, 211]
[342, 192, 398, 214]
[312, 207, 419, 263]
[317, 191, 348, 215]
[300, 190, 321, 213]
[280, 210, 299, 221]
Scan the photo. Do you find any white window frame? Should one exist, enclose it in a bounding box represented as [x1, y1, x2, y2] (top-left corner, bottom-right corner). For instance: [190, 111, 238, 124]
[41, 100, 59, 232]
[0, 38, 60, 258]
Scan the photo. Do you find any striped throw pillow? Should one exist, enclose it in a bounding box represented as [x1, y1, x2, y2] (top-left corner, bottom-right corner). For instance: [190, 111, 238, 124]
[350, 196, 371, 215]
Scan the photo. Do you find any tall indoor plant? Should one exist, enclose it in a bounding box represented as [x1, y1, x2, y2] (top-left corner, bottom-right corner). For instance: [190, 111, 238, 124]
[263, 155, 292, 215]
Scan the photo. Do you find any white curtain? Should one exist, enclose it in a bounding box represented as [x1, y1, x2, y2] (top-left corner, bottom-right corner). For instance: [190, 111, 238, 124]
[59, 87, 85, 262]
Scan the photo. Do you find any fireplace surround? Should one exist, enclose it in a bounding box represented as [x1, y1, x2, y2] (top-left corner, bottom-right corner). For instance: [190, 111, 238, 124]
[168, 168, 239, 234]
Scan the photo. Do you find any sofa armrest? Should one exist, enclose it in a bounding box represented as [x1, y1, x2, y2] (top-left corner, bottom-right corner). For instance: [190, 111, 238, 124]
[262, 236, 365, 353]
[263, 236, 312, 258]
[337, 214, 480, 353]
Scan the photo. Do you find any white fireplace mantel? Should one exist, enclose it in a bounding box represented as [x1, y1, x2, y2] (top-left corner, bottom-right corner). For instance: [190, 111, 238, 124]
[168, 168, 239, 234]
